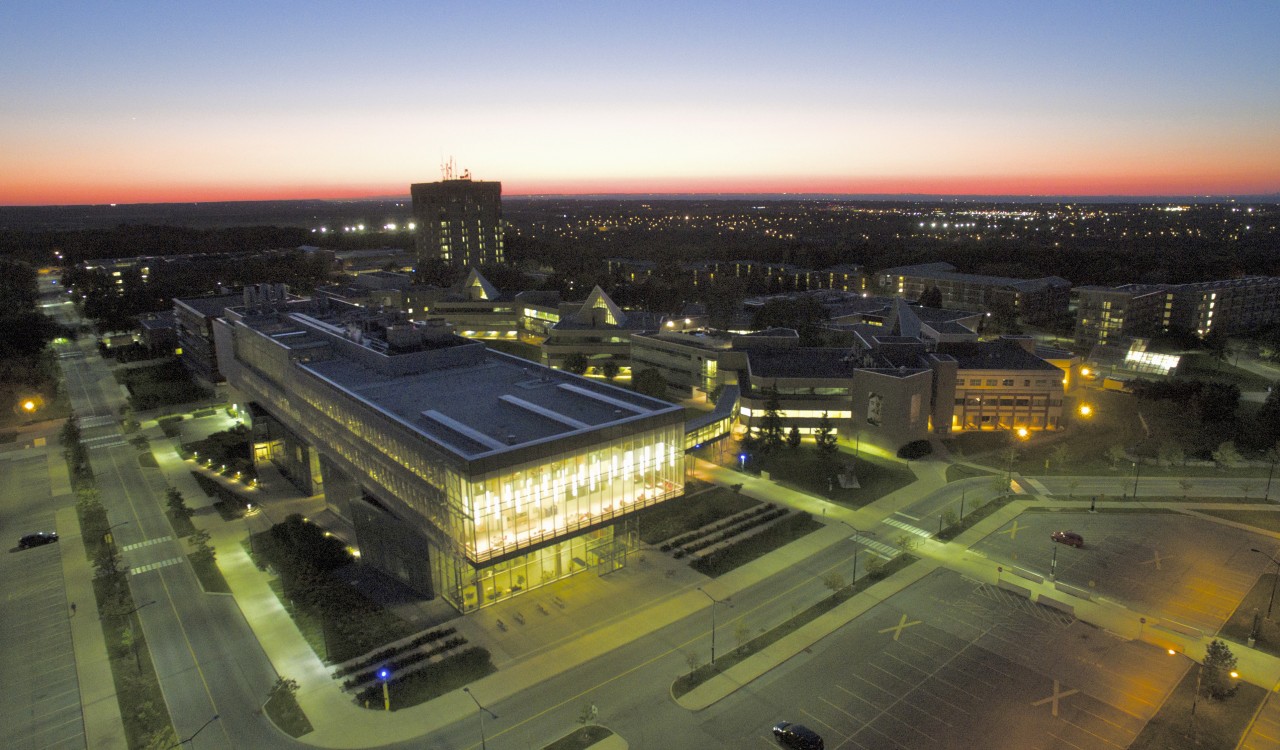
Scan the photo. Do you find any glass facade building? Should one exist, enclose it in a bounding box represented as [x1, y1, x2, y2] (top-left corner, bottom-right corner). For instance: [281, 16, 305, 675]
[216, 302, 685, 613]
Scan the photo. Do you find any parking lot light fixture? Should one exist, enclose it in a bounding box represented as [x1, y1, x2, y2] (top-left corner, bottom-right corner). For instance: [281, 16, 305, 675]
[1250, 548, 1280, 619]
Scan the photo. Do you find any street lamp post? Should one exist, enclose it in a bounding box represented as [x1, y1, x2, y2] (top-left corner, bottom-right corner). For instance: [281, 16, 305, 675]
[1266, 451, 1278, 502]
[838, 520, 871, 583]
[1251, 548, 1280, 619]
[738, 453, 746, 472]
[696, 587, 731, 666]
[463, 687, 498, 750]
[378, 668, 391, 711]
[1132, 460, 1142, 498]
[104, 520, 130, 550]
[169, 714, 219, 748]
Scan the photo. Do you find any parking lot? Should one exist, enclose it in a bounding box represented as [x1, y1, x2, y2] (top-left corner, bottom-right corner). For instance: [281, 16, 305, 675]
[707, 568, 1189, 750]
[0, 454, 84, 749]
[970, 510, 1268, 633]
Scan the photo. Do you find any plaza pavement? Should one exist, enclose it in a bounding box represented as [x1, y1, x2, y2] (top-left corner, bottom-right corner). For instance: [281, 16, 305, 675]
[89, 415, 1280, 748]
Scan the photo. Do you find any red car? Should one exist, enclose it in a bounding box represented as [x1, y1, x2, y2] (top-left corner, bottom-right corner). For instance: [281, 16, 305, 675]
[1051, 530, 1084, 548]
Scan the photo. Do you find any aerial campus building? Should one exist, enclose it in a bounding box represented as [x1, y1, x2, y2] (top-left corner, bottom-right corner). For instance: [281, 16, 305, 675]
[410, 174, 505, 269]
[213, 290, 685, 612]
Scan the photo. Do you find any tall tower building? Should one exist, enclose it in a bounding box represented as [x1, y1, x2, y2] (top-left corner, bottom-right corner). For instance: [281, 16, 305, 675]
[410, 175, 504, 269]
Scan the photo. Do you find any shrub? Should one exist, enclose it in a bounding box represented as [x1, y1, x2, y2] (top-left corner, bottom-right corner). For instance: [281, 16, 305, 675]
[897, 440, 932, 459]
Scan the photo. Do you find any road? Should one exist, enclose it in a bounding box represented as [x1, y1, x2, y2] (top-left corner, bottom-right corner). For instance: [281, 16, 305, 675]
[51, 298, 298, 749]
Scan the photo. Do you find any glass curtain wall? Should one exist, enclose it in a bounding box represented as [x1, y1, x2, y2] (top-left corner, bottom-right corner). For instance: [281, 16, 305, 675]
[457, 422, 683, 563]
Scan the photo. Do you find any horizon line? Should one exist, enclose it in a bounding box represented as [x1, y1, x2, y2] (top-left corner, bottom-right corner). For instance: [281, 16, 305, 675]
[5, 189, 1280, 209]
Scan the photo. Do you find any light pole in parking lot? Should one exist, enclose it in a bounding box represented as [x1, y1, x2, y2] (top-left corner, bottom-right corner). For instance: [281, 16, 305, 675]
[1131, 460, 1142, 498]
[838, 520, 871, 583]
[697, 586, 732, 666]
[463, 687, 498, 750]
[1250, 548, 1280, 619]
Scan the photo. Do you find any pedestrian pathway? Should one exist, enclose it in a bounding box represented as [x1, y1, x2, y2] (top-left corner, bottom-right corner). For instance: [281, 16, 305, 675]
[143, 410, 1280, 747]
[51, 445, 128, 750]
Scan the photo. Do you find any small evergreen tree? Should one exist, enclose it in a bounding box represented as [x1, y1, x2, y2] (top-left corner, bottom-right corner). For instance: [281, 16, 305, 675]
[786, 425, 801, 449]
[815, 411, 837, 455]
[759, 386, 785, 454]
[1202, 639, 1239, 699]
[601, 360, 620, 381]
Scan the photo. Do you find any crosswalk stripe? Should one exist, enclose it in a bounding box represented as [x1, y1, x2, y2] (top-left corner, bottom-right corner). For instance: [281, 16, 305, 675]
[882, 516, 932, 538]
[121, 536, 175, 552]
[130, 557, 184, 575]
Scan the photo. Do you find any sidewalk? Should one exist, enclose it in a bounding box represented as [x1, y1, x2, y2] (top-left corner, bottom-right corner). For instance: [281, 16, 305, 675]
[148, 413, 1280, 746]
[52, 445, 128, 750]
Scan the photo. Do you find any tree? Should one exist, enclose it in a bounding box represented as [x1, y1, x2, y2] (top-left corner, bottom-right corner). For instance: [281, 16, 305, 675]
[917, 285, 943, 308]
[632, 368, 667, 400]
[1048, 444, 1071, 472]
[1106, 444, 1127, 469]
[563, 352, 589, 376]
[190, 528, 215, 563]
[734, 621, 752, 651]
[821, 571, 845, 598]
[1213, 441, 1242, 469]
[1179, 478, 1194, 498]
[166, 487, 193, 521]
[759, 386, 785, 454]
[814, 411, 838, 455]
[786, 425, 801, 449]
[601, 360, 620, 381]
[1202, 639, 1239, 699]
[1157, 440, 1184, 467]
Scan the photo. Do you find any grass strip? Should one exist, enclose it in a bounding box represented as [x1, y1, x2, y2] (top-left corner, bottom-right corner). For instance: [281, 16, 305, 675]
[674, 554, 918, 698]
[936, 495, 1015, 541]
[1128, 664, 1263, 750]
[544, 726, 614, 750]
[691, 512, 824, 577]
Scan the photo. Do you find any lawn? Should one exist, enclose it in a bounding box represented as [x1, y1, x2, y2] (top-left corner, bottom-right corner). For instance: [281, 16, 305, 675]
[1128, 660, 1264, 750]
[1220, 573, 1280, 658]
[949, 388, 1271, 479]
[354, 647, 495, 710]
[1196, 509, 1280, 534]
[544, 726, 614, 750]
[635, 486, 759, 545]
[189, 553, 231, 593]
[1178, 353, 1277, 391]
[756, 447, 915, 508]
[484, 338, 543, 362]
[256, 522, 419, 663]
[690, 512, 824, 577]
[264, 682, 313, 738]
[115, 358, 211, 410]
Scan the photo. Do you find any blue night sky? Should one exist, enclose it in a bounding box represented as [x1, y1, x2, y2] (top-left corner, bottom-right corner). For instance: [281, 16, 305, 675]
[2, 0, 1277, 203]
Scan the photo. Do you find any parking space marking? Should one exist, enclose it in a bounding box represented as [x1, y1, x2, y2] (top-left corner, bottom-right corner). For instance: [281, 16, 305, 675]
[997, 520, 1024, 540]
[1046, 729, 1093, 750]
[1058, 717, 1129, 748]
[1031, 680, 1078, 717]
[879, 614, 922, 641]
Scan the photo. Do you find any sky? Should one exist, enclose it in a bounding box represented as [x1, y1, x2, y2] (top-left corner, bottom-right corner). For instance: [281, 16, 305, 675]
[2, 0, 1278, 205]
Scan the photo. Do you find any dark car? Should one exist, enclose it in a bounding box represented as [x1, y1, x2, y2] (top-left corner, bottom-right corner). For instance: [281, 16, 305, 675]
[772, 721, 824, 750]
[19, 531, 59, 549]
[1051, 530, 1084, 548]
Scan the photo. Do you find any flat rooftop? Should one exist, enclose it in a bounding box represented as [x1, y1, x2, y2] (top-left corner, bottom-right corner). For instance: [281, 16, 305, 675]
[305, 353, 677, 459]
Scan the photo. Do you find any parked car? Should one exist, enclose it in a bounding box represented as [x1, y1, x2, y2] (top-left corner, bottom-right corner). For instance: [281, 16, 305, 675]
[772, 721, 824, 750]
[1051, 530, 1084, 548]
[19, 531, 59, 549]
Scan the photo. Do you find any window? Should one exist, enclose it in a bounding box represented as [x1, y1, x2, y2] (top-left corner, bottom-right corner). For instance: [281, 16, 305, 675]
[970, 379, 982, 385]
[1002, 379, 1014, 387]
[986, 379, 997, 386]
